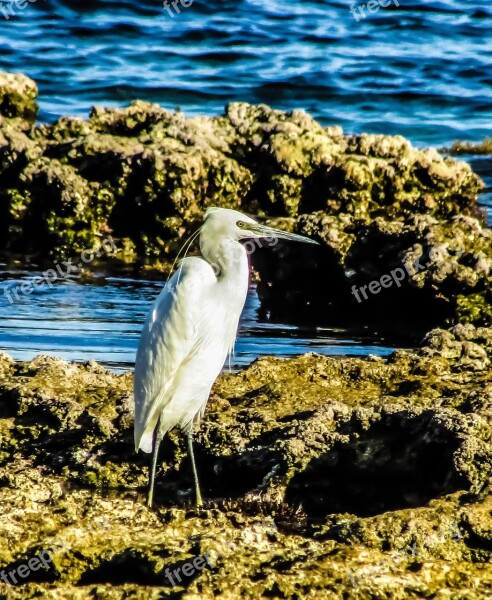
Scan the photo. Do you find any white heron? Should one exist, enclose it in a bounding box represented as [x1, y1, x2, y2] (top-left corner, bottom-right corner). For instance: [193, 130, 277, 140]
[133, 207, 318, 507]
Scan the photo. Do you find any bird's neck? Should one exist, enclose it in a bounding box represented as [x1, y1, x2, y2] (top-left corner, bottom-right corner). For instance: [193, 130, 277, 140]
[201, 238, 249, 284]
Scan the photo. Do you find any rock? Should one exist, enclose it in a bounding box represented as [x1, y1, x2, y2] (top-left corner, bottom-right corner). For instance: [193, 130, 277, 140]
[0, 74, 492, 326]
[0, 75, 484, 261]
[0, 71, 38, 123]
[0, 71, 489, 326]
[444, 138, 492, 156]
[253, 212, 492, 328]
[0, 327, 491, 597]
[0, 74, 492, 324]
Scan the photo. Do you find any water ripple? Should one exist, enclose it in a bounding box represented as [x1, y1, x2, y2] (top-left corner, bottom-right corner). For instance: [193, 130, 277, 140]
[0, 0, 488, 145]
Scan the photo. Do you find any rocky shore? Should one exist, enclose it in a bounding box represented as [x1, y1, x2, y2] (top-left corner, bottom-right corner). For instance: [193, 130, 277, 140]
[1, 71, 492, 598]
[1, 71, 491, 327]
[0, 324, 491, 598]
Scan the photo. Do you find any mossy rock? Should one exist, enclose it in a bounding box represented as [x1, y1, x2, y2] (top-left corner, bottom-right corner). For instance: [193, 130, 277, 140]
[444, 138, 492, 156]
[0, 71, 38, 122]
[253, 212, 492, 328]
[0, 71, 490, 326]
[0, 73, 484, 264]
[0, 327, 491, 597]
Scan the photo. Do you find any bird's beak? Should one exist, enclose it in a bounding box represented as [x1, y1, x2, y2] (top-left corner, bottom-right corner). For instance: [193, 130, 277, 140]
[247, 223, 320, 245]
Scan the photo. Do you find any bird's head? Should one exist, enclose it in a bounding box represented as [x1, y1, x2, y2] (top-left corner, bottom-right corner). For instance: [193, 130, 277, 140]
[202, 207, 319, 245]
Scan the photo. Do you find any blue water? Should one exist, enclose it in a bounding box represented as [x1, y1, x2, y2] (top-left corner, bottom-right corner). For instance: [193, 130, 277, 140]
[0, 277, 396, 372]
[0, 0, 490, 147]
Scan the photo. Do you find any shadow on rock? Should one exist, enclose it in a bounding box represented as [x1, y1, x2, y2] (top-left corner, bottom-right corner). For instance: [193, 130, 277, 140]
[285, 409, 468, 517]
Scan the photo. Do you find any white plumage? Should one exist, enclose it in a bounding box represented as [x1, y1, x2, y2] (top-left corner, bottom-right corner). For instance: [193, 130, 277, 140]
[134, 256, 246, 452]
[133, 207, 318, 507]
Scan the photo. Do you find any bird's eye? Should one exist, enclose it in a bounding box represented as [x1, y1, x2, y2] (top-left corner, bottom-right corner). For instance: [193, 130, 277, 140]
[237, 220, 246, 228]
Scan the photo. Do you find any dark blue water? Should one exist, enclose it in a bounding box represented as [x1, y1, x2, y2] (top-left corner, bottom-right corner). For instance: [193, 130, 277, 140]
[0, 0, 490, 146]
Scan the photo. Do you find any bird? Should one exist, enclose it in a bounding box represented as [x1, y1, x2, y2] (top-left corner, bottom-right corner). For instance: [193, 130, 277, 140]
[133, 207, 319, 508]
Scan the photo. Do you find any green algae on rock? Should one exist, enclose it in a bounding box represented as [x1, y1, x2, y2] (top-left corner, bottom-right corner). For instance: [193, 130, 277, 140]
[0, 72, 38, 124]
[0, 69, 490, 327]
[0, 72, 484, 260]
[0, 326, 491, 597]
[1, 70, 490, 329]
[443, 138, 492, 156]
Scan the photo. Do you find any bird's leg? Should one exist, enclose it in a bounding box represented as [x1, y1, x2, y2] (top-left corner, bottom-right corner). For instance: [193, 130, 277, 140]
[148, 420, 163, 508]
[188, 429, 203, 507]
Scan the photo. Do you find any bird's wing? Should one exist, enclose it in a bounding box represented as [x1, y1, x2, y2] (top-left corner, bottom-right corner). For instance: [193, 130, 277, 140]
[133, 257, 217, 453]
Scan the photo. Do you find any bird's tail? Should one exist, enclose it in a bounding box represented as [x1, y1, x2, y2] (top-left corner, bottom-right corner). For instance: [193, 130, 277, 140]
[134, 402, 161, 453]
